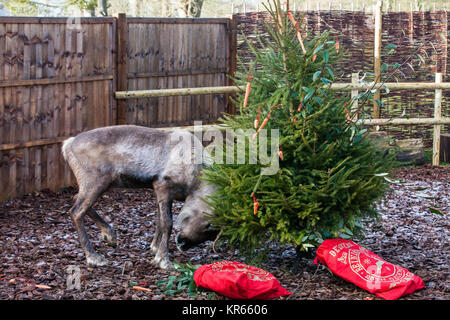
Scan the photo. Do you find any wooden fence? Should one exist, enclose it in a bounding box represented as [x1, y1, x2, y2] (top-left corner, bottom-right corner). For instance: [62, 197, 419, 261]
[117, 16, 234, 127]
[0, 16, 234, 201]
[0, 11, 448, 201]
[0, 17, 116, 201]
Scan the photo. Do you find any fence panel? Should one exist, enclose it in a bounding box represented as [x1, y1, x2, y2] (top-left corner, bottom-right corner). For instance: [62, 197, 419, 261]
[124, 18, 231, 127]
[0, 17, 116, 201]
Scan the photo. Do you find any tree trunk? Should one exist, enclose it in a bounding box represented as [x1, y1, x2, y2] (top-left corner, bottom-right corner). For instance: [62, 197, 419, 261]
[179, 0, 204, 17]
[395, 138, 425, 165]
[440, 134, 450, 163]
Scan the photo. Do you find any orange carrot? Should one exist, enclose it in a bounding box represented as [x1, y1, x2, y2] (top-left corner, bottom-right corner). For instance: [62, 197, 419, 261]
[243, 72, 253, 109]
[35, 284, 51, 290]
[296, 23, 307, 54]
[251, 193, 260, 215]
[335, 36, 340, 53]
[278, 146, 284, 160]
[133, 286, 152, 292]
[254, 107, 261, 128]
[344, 102, 351, 121]
[287, 12, 297, 26]
[251, 105, 279, 142]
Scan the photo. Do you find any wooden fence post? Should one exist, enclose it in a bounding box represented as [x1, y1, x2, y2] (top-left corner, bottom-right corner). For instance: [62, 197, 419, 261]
[432, 72, 442, 166]
[373, 1, 382, 124]
[116, 13, 127, 125]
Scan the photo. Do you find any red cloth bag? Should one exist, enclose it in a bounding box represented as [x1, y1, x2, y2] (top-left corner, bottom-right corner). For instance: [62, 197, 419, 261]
[193, 261, 292, 299]
[314, 239, 425, 300]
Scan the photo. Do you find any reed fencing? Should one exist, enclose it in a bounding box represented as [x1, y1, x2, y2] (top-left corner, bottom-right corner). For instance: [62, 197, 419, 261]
[235, 10, 449, 145]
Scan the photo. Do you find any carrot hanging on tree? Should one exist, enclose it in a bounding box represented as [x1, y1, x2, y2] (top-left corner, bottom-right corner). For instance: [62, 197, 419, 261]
[278, 145, 284, 160]
[251, 105, 279, 142]
[344, 102, 351, 121]
[286, 3, 307, 55]
[254, 107, 261, 129]
[295, 23, 307, 55]
[243, 71, 253, 109]
[251, 192, 260, 215]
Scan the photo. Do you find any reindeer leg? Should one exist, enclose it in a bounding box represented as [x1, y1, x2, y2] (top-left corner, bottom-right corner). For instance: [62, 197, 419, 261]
[69, 195, 107, 267]
[150, 204, 162, 255]
[151, 179, 173, 270]
[69, 175, 112, 267]
[87, 208, 117, 248]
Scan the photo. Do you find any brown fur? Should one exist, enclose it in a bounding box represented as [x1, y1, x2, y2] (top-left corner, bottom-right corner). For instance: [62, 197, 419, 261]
[62, 125, 216, 270]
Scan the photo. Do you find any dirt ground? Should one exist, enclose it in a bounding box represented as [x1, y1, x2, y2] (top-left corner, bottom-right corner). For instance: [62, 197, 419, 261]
[0, 164, 448, 300]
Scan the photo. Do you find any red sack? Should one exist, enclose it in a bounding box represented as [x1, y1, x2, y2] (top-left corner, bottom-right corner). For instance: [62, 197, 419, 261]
[314, 239, 425, 300]
[193, 261, 292, 299]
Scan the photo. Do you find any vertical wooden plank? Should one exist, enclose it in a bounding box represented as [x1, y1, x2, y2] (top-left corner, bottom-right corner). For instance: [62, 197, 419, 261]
[75, 21, 83, 134]
[64, 22, 72, 186]
[432, 73, 442, 166]
[40, 23, 50, 190]
[0, 22, 5, 198]
[86, 23, 94, 130]
[109, 19, 117, 126]
[117, 14, 128, 125]
[373, 1, 382, 123]
[45, 23, 55, 191]
[57, 22, 66, 190]
[159, 23, 167, 124]
[35, 22, 44, 191]
[100, 22, 108, 126]
[0, 90, 4, 199]
[136, 23, 144, 125]
[158, 74, 166, 125]
[142, 22, 149, 126]
[186, 24, 193, 124]
[173, 24, 180, 124]
[176, 75, 183, 124]
[6, 23, 18, 198]
[167, 24, 174, 125]
[228, 16, 238, 115]
[15, 23, 25, 196]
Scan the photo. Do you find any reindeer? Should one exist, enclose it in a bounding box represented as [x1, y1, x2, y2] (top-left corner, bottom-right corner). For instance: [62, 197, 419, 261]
[62, 125, 217, 270]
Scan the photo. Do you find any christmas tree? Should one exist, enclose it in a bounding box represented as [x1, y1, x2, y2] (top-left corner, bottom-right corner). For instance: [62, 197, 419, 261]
[202, 0, 395, 259]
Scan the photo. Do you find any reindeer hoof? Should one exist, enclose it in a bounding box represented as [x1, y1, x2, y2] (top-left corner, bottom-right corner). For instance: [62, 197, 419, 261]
[151, 257, 173, 270]
[86, 254, 108, 267]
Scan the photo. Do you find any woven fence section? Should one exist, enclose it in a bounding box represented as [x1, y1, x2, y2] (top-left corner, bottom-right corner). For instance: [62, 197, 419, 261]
[235, 10, 449, 147]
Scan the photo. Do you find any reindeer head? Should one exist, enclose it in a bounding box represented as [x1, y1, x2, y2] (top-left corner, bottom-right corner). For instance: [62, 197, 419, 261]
[174, 182, 217, 251]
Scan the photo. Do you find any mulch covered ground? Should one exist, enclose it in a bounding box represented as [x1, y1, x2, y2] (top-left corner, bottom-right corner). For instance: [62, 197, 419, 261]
[0, 164, 448, 300]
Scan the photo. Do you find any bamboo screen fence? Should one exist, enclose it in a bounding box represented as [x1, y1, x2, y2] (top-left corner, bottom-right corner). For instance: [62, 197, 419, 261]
[235, 10, 449, 145]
